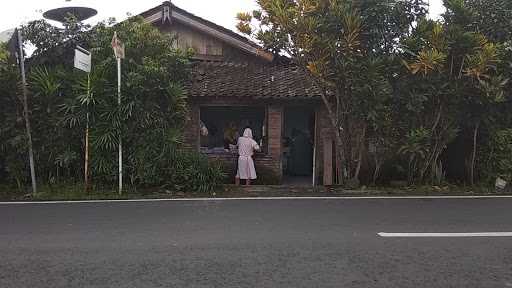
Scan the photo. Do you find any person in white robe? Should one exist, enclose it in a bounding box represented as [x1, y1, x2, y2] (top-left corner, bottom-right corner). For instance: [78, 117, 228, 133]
[236, 128, 260, 185]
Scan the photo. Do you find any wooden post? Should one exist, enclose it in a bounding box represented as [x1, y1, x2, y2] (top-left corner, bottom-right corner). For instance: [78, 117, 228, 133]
[268, 105, 283, 182]
[323, 136, 333, 186]
[312, 110, 318, 186]
[84, 74, 90, 192]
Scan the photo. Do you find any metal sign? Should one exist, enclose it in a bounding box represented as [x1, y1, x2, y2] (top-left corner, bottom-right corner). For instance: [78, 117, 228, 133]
[111, 32, 125, 59]
[74, 46, 91, 73]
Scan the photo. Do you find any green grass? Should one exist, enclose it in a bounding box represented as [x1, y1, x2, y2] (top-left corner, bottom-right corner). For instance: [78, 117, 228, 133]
[0, 182, 506, 202]
[33, 186, 129, 201]
[0, 182, 217, 201]
[0, 183, 162, 201]
[368, 183, 497, 195]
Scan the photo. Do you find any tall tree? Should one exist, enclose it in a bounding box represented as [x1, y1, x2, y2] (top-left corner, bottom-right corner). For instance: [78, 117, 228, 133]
[401, 3, 506, 184]
[238, 0, 427, 184]
[16, 17, 190, 188]
[0, 43, 26, 191]
[445, 0, 509, 185]
[86, 17, 190, 185]
[459, 0, 512, 43]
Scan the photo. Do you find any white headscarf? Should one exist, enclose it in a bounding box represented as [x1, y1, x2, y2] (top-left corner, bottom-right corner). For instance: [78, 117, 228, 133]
[243, 128, 253, 139]
[200, 121, 208, 136]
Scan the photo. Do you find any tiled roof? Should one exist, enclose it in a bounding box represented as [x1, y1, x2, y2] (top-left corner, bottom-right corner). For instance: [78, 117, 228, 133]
[186, 62, 323, 100]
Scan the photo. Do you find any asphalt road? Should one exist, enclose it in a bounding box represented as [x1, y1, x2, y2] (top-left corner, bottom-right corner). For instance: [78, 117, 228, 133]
[1, 197, 512, 288]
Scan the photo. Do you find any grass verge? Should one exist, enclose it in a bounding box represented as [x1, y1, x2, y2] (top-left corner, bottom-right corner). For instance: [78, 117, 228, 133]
[0, 183, 509, 202]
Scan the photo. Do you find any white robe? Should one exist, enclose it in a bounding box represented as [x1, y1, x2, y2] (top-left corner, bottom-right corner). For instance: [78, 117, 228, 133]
[236, 131, 260, 180]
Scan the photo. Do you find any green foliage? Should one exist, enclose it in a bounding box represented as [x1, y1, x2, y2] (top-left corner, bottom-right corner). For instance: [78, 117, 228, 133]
[238, 0, 428, 183]
[239, 0, 509, 186]
[479, 129, 512, 182]
[84, 17, 192, 185]
[165, 151, 225, 195]
[126, 142, 224, 195]
[399, 128, 430, 182]
[460, 0, 512, 43]
[0, 17, 223, 194]
[400, 10, 506, 184]
[0, 44, 26, 191]
[1, 2, 511, 191]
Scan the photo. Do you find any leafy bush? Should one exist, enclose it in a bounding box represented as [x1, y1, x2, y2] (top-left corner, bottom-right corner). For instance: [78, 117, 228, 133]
[479, 129, 512, 182]
[125, 128, 225, 195]
[166, 151, 225, 195]
[398, 128, 430, 184]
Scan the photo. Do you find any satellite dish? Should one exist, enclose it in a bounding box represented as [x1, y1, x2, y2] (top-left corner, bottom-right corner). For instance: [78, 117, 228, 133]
[43, 6, 98, 23]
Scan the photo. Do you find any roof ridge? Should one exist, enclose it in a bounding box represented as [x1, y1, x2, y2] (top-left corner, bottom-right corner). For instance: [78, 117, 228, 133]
[194, 61, 250, 67]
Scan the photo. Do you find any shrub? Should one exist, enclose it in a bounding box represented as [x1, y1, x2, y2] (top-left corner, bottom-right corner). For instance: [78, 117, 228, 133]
[166, 151, 225, 195]
[479, 129, 512, 182]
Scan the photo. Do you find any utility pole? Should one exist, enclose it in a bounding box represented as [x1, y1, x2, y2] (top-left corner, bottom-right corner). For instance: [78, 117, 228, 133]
[117, 56, 122, 195]
[111, 32, 125, 195]
[17, 29, 37, 195]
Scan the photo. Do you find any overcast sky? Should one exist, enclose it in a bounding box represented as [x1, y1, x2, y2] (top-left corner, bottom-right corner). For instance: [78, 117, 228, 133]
[0, 0, 445, 33]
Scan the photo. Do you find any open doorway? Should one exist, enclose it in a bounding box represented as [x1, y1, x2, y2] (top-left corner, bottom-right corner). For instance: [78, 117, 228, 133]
[283, 106, 315, 185]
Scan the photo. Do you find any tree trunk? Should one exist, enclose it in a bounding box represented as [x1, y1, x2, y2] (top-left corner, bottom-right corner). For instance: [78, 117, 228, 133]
[373, 156, 382, 186]
[470, 122, 480, 186]
[302, 66, 347, 185]
[408, 155, 415, 185]
[319, 90, 345, 185]
[420, 104, 443, 182]
[353, 124, 367, 181]
[15, 177, 23, 194]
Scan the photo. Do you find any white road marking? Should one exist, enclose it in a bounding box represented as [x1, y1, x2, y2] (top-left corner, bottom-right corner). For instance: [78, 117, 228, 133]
[0, 195, 512, 205]
[378, 232, 512, 238]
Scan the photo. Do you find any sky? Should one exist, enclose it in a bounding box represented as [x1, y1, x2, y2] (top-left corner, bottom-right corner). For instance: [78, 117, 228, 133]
[0, 0, 446, 34]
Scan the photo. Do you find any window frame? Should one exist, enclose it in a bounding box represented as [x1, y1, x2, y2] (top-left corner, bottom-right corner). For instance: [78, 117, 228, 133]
[198, 104, 269, 155]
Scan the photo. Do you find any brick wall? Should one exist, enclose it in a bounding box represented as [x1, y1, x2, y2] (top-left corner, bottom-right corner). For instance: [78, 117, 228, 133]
[183, 103, 199, 151]
[206, 153, 281, 185]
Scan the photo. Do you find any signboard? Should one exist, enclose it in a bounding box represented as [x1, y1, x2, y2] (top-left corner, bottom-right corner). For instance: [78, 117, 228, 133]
[111, 32, 125, 59]
[74, 46, 91, 73]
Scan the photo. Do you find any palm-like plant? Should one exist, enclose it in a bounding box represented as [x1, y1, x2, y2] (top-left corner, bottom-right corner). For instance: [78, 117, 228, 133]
[399, 128, 431, 184]
[30, 67, 61, 114]
[401, 14, 507, 185]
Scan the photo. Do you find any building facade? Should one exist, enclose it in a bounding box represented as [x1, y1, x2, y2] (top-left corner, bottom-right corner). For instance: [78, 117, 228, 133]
[141, 2, 337, 185]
